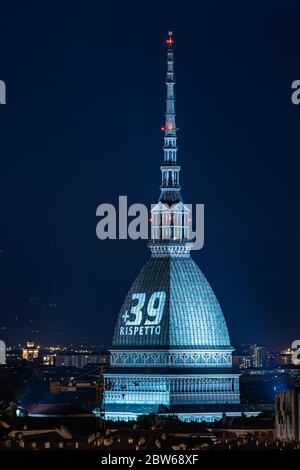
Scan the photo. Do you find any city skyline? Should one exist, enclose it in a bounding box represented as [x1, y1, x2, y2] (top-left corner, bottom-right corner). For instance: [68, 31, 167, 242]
[1, 2, 300, 349]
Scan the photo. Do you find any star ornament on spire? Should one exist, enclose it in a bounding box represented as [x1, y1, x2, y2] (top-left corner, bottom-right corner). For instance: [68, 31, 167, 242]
[165, 31, 174, 47]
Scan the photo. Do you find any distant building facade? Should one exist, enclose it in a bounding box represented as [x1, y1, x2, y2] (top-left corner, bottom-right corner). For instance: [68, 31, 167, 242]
[232, 355, 251, 369]
[250, 345, 268, 368]
[55, 354, 108, 369]
[42, 354, 56, 366]
[22, 342, 40, 362]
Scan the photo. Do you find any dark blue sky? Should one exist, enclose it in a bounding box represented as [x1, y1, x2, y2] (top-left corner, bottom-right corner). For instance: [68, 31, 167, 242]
[0, 1, 299, 348]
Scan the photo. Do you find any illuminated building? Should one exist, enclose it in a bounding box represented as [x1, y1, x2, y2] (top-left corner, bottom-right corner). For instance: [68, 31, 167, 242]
[55, 353, 108, 368]
[102, 32, 256, 422]
[250, 345, 268, 368]
[22, 341, 40, 362]
[43, 354, 56, 366]
[280, 348, 293, 366]
[233, 355, 251, 369]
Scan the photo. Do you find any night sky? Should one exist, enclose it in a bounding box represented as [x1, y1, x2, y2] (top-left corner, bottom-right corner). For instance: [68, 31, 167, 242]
[0, 1, 300, 349]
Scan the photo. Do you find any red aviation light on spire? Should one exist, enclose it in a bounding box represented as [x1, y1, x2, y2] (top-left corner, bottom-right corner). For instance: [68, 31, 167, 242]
[161, 122, 176, 132]
[165, 31, 174, 47]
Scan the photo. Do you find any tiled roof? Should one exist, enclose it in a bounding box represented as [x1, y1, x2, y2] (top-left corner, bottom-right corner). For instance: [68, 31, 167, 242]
[27, 404, 93, 417]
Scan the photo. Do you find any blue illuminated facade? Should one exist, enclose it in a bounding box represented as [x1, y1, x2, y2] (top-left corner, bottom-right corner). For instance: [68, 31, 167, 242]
[102, 33, 253, 422]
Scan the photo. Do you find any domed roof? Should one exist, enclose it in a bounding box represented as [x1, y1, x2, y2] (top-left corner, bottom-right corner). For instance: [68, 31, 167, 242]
[112, 255, 231, 350]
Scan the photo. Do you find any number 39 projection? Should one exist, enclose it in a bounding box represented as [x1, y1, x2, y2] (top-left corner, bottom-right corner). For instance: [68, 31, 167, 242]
[120, 291, 166, 337]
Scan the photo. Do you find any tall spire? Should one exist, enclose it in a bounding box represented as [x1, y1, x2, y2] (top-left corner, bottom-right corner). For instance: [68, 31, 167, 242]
[163, 31, 177, 161]
[160, 31, 181, 205]
[150, 32, 190, 254]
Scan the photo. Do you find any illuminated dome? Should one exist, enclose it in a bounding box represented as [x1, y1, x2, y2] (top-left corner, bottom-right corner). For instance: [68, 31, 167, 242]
[112, 255, 231, 350]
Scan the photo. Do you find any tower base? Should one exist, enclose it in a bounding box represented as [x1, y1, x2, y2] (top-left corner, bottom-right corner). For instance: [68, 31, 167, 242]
[95, 403, 260, 423]
[98, 366, 257, 423]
